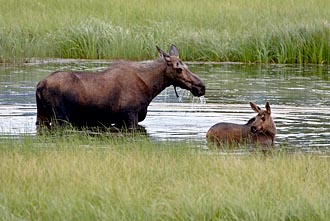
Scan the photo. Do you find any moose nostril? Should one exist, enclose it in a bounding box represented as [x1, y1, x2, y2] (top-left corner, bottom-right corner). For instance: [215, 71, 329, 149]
[200, 87, 206, 96]
[201, 85, 206, 94]
[192, 84, 205, 96]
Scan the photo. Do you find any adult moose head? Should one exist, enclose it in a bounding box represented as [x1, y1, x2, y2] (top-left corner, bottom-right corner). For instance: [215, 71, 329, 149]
[206, 102, 276, 147]
[36, 44, 205, 129]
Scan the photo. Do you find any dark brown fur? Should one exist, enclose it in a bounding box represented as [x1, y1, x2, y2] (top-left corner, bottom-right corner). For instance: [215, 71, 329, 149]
[206, 102, 276, 147]
[36, 45, 205, 129]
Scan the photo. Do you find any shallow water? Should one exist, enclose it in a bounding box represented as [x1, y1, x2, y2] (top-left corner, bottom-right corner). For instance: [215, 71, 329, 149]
[0, 61, 329, 150]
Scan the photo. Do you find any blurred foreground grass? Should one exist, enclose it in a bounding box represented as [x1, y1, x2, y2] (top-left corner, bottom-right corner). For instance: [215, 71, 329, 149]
[0, 134, 329, 220]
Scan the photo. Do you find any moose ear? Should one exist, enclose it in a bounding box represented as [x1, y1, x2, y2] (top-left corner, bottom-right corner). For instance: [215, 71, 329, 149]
[169, 44, 179, 57]
[250, 102, 261, 113]
[265, 101, 271, 114]
[156, 45, 171, 61]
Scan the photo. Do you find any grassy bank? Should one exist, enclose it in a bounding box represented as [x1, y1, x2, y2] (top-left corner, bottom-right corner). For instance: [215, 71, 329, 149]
[0, 0, 329, 63]
[0, 134, 329, 220]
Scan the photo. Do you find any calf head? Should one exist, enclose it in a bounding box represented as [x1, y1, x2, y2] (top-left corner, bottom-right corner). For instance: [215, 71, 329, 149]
[249, 102, 277, 137]
[156, 45, 205, 97]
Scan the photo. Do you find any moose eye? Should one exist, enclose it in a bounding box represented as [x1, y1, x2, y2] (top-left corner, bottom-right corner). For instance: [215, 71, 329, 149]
[176, 68, 182, 74]
[261, 115, 266, 121]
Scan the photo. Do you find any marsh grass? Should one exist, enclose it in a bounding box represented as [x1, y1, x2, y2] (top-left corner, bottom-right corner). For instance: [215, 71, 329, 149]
[0, 132, 329, 220]
[0, 0, 329, 63]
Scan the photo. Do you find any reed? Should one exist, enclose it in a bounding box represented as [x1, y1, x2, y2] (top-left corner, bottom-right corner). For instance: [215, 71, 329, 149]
[0, 134, 329, 220]
[0, 0, 329, 63]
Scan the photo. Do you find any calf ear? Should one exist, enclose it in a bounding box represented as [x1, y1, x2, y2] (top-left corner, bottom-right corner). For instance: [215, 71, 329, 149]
[156, 45, 171, 62]
[250, 102, 261, 113]
[265, 101, 271, 114]
[169, 44, 179, 57]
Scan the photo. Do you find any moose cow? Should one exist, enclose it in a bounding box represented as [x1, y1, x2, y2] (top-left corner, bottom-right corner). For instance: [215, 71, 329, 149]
[36, 45, 205, 129]
[206, 102, 276, 147]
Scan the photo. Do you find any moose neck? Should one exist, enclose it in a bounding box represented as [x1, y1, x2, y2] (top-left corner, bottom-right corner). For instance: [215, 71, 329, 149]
[241, 125, 251, 138]
[137, 58, 172, 101]
[242, 117, 255, 138]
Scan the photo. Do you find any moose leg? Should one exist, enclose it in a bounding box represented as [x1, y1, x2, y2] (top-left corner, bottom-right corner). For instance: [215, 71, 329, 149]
[36, 112, 52, 130]
[45, 105, 71, 128]
[123, 112, 139, 129]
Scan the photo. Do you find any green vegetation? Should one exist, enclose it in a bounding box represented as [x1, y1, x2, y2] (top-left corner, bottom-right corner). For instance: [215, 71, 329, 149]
[0, 134, 329, 220]
[0, 0, 329, 63]
[1, 1, 330, 219]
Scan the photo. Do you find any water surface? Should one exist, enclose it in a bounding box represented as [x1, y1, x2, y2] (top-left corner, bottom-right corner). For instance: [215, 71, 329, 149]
[0, 61, 329, 150]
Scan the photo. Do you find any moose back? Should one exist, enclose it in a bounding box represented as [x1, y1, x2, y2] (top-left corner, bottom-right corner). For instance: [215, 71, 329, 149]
[36, 45, 205, 129]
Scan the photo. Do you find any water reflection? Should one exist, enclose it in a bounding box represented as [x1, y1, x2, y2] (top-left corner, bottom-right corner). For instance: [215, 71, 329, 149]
[0, 61, 329, 150]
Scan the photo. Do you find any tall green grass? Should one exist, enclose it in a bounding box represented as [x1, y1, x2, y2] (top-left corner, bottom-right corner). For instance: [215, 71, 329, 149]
[0, 0, 329, 63]
[0, 134, 329, 220]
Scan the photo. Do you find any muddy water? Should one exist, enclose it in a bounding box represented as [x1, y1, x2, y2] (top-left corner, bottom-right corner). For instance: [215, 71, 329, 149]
[0, 61, 329, 150]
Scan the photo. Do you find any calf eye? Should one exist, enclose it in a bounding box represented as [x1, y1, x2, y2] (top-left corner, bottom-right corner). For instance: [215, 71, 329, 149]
[176, 68, 182, 74]
[261, 115, 266, 121]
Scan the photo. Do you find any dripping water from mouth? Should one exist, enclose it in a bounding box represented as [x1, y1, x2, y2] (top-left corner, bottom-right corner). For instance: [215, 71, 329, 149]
[171, 88, 206, 104]
[192, 96, 206, 105]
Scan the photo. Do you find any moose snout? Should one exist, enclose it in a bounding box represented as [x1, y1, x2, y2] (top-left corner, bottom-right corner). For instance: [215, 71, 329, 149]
[251, 126, 258, 133]
[191, 82, 206, 97]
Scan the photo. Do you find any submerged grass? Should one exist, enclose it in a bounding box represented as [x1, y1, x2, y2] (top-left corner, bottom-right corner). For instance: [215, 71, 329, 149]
[0, 0, 330, 63]
[0, 133, 329, 220]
